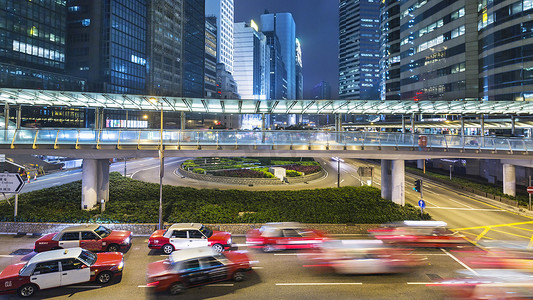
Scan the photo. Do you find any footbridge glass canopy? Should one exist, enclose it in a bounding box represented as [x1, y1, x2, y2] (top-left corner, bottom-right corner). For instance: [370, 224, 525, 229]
[1, 88, 533, 115]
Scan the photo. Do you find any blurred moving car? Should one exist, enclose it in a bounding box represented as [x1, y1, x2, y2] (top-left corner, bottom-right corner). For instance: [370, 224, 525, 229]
[429, 269, 533, 299]
[34, 224, 132, 253]
[369, 221, 470, 248]
[148, 223, 232, 254]
[0, 248, 123, 297]
[299, 240, 426, 274]
[246, 222, 328, 252]
[465, 248, 533, 270]
[146, 247, 251, 295]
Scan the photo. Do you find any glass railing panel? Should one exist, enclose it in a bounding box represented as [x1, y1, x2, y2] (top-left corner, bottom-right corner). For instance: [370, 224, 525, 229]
[12, 129, 36, 144]
[118, 130, 141, 145]
[54, 129, 87, 144]
[34, 129, 59, 144]
[138, 130, 162, 145]
[97, 130, 120, 144]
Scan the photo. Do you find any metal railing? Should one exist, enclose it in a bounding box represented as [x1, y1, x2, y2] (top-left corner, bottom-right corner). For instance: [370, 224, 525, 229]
[0, 129, 532, 152]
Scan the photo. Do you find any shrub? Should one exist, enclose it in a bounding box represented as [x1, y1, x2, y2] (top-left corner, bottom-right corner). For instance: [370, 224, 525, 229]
[285, 164, 321, 174]
[0, 173, 430, 224]
[192, 168, 205, 174]
[286, 170, 303, 177]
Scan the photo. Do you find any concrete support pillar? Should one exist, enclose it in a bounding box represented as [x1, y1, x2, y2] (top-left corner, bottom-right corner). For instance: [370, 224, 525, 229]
[125, 110, 129, 128]
[261, 113, 266, 130]
[511, 116, 516, 136]
[180, 111, 186, 130]
[381, 160, 391, 200]
[4, 102, 9, 129]
[16, 105, 21, 129]
[417, 159, 424, 169]
[391, 160, 405, 206]
[335, 114, 343, 132]
[97, 159, 110, 203]
[503, 163, 516, 197]
[401, 115, 405, 133]
[82, 159, 98, 210]
[99, 108, 105, 129]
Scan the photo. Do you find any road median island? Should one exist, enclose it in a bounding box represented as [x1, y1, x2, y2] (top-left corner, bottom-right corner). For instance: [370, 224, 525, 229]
[0, 172, 430, 225]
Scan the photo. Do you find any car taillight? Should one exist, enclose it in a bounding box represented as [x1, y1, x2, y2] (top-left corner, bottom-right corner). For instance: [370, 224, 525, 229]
[146, 281, 160, 287]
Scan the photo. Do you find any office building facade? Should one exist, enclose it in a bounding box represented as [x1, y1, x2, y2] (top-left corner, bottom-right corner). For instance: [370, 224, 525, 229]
[295, 38, 303, 99]
[0, 0, 85, 91]
[379, 0, 401, 100]
[261, 12, 296, 99]
[67, 0, 147, 94]
[182, 0, 205, 97]
[205, 16, 218, 98]
[262, 31, 287, 100]
[206, 0, 234, 74]
[339, 0, 381, 100]
[233, 21, 270, 100]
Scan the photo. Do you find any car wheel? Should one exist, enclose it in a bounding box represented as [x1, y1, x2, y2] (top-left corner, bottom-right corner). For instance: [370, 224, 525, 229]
[96, 271, 113, 284]
[169, 282, 185, 295]
[212, 243, 224, 252]
[17, 284, 37, 298]
[107, 244, 120, 252]
[162, 244, 174, 254]
[262, 244, 277, 252]
[233, 270, 246, 282]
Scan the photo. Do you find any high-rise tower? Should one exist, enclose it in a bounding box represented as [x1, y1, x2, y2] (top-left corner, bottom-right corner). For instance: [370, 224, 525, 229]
[206, 0, 234, 74]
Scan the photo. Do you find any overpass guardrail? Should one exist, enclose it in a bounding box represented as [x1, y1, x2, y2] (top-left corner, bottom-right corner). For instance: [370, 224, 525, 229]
[0, 129, 531, 153]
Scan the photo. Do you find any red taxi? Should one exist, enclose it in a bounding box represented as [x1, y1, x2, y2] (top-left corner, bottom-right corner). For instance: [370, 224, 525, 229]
[146, 247, 251, 295]
[34, 224, 132, 253]
[0, 248, 124, 297]
[246, 222, 328, 252]
[148, 223, 232, 254]
[369, 221, 470, 248]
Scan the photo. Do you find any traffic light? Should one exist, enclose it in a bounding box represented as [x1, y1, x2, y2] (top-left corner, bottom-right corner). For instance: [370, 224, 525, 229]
[413, 179, 422, 193]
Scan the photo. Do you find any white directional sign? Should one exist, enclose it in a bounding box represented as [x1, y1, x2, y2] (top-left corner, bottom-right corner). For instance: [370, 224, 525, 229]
[0, 173, 25, 193]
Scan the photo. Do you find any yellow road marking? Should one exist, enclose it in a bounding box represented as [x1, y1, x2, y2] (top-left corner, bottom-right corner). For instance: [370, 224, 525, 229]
[474, 227, 491, 242]
[509, 226, 533, 232]
[490, 229, 531, 240]
[457, 231, 494, 240]
[453, 221, 533, 231]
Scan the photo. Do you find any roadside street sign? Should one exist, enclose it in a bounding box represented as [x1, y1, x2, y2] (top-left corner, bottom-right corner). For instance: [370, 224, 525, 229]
[418, 199, 426, 209]
[0, 173, 25, 193]
[527, 186, 533, 194]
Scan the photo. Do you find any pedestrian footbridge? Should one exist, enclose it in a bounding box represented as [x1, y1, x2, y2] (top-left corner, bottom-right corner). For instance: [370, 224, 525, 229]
[0, 129, 531, 160]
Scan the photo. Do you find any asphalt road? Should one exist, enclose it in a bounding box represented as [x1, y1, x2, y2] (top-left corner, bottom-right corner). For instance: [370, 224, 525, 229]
[0, 235, 475, 300]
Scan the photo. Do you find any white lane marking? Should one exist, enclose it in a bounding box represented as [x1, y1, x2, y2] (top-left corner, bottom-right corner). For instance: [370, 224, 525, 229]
[210, 284, 234, 287]
[252, 266, 263, 270]
[422, 189, 438, 195]
[0, 255, 15, 258]
[138, 285, 150, 288]
[441, 248, 479, 276]
[422, 199, 440, 208]
[407, 282, 434, 285]
[67, 286, 102, 289]
[273, 253, 299, 256]
[447, 198, 474, 209]
[276, 283, 362, 286]
[410, 253, 447, 256]
[425, 207, 500, 211]
[234, 243, 248, 247]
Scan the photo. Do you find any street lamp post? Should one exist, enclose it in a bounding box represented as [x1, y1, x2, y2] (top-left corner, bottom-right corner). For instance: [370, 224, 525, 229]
[150, 97, 164, 230]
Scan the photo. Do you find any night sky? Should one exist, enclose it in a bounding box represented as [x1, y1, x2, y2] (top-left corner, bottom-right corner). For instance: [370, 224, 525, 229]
[234, 0, 339, 99]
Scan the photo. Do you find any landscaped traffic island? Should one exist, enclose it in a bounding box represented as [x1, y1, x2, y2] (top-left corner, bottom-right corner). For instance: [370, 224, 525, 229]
[0, 172, 430, 223]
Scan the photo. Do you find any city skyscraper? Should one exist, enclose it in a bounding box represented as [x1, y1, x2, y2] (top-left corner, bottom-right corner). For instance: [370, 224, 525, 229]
[182, 0, 205, 97]
[206, 0, 234, 74]
[295, 38, 303, 99]
[205, 16, 218, 98]
[147, 0, 183, 97]
[262, 30, 287, 99]
[338, 0, 381, 100]
[379, 0, 401, 100]
[233, 20, 270, 100]
[261, 12, 296, 99]
[0, 0, 85, 91]
[312, 81, 332, 100]
[67, 0, 148, 94]
[397, 1, 477, 101]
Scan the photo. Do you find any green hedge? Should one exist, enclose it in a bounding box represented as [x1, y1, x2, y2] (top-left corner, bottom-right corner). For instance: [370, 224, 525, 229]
[0, 172, 430, 223]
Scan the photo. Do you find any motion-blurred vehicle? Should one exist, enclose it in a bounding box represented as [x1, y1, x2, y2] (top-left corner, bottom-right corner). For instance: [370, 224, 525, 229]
[34, 224, 132, 253]
[465, 248, 533, 270]
[0, 248, 123, 297]
[246, 222, 328, 252]
[369, 221, 470, 248]
[146, 247, 251, 295]
[148, 223, 232, 254]
[299, 240, 426, 274]
[429, 269, 533, 299]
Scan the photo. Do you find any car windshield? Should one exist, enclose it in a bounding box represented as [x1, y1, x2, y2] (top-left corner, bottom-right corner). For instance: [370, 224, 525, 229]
[78, 249, 97, 266]
[94, 225, 111, 238]
[199, 225, 213, 238]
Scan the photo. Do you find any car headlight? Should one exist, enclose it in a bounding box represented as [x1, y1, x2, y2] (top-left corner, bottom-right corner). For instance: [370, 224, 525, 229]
[118, 261, 124, 270]
[227, 238, 232, 245]
[123, 237, 131, 245]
